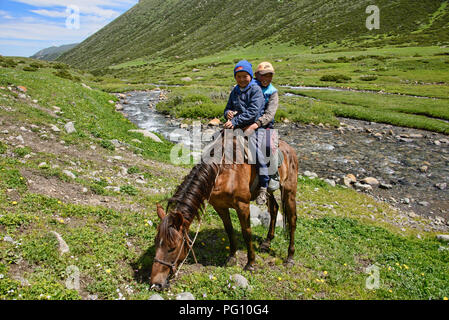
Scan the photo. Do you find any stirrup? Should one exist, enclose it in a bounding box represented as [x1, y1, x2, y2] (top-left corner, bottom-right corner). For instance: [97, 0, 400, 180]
[256, 187, 268, 205]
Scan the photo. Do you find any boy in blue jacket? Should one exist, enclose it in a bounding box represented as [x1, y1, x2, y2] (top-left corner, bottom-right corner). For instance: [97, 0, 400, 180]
[223, 60, 270, 205]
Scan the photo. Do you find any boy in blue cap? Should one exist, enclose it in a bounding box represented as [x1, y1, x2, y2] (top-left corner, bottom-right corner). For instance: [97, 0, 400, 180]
[223, 60, 271, 205]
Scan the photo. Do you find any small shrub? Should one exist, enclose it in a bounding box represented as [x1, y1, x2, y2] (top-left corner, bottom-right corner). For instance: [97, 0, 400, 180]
[127, 166, 140, 174]
[23, 66, 38, 72]
[359, 75, 378, 81]
[120, 185, 138, 196]
[320, 74, 351, 82]
[100, 140, 115, 151]
[54, 69, 73, 80]
[0, 141, 7, 154]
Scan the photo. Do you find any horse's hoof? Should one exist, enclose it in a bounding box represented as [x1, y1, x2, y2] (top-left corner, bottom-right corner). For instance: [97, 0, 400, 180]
[285, 257, 295, 267]
[225, 256, 237, 267]
[260, 241, 271, 252]
[244, 263, 255, 272]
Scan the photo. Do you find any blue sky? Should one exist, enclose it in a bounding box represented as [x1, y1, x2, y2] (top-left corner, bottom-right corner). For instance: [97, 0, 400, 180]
[0, 0, 138, 57]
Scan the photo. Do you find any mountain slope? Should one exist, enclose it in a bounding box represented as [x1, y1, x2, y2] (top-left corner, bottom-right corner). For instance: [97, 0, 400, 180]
[30, 43, 79, 61]
[59, 0, 449, 69]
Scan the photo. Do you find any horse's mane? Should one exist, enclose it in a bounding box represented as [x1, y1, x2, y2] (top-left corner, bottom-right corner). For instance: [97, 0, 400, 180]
[157, 161, 220, 246]
[167, 161, 220, 222]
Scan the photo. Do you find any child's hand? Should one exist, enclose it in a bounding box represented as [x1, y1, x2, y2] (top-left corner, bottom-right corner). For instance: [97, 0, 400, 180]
[245, 123, 259, 132]
[223, 120, 234, 129]
[227, 111, 237, 120]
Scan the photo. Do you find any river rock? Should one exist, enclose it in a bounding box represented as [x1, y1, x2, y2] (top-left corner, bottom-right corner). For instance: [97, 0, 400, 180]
[354, 182, 372, 192]
[115, 104, 124, 111]
[324, 179, 336, 187]
[303, 171, 318, 178]
[435, 183, 447, 190]
[181, 77, 192, 82]
[128, 129, 162, 143]
[379, 182, 393, 189]
[149, 294, 164, 300]
[176, 292, 195, 300]
[361, 177, 379, 186]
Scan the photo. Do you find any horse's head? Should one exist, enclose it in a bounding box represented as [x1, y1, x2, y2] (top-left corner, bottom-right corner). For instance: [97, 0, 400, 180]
[150, 204, 188, 290]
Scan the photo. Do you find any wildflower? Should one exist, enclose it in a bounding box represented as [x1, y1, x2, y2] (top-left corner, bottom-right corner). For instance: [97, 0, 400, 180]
[278, 277, 282, 281]
[106, 269, 111, 274]
[57, 201, 62, 204]
[12, 201, 18, 205]
[388, 266, 392, 271]
[225, 246, 230, 250]
[221, 238, 225, 242]
[0, 274, 4, 279]
[388, 289, 392, 293]
[403, 264, 409, 270]
[395, 262, 400, 266]
[323, 271, 328, 276]
[343, 263, 347, 267]
[421, 273, 425, 276]
[444, 297, 448, 300]
[58, 218, 64, 223]
[201, 242, 205, 246]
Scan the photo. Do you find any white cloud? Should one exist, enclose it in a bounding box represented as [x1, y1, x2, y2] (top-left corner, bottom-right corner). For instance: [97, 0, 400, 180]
[30, 9, 68, 18]
[0, 10, 14, 19]
[12, 0, 137, 18]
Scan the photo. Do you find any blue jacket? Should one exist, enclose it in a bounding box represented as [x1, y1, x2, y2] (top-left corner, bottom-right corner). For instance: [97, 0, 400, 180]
[224, 79, 265, 128]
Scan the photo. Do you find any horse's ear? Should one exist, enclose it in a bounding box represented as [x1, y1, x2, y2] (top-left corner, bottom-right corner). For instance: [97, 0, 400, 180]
[156, 203, 165, 220]
[172, 211, 184, 230]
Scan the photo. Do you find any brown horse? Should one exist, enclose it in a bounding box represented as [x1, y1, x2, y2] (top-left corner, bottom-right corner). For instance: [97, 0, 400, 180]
[150, 134, 298, 290]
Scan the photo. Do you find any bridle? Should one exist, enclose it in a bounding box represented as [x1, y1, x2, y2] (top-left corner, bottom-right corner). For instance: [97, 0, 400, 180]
[153, 157, 223, 279]
[153, 225, 199, 278]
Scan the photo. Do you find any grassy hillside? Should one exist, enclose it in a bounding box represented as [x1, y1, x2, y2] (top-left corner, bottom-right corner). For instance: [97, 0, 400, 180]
[30, 44, 79, 61]
[58, 0, 449, 70]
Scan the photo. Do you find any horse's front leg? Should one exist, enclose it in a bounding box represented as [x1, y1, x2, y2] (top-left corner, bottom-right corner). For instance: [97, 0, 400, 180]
[236, 201, 255, 271]
[215, 207, 238, 266]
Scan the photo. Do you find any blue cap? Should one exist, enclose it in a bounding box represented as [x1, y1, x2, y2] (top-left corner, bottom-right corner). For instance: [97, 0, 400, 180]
[234, 60, 253, 79]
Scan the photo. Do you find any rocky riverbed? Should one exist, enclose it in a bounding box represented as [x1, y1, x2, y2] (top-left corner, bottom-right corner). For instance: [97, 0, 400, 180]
[118, 90, 449, 227]
[278, 119, 448, 222]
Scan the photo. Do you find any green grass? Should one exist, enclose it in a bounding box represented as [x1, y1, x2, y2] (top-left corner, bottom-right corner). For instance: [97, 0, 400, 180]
[1, 171, 448, 300]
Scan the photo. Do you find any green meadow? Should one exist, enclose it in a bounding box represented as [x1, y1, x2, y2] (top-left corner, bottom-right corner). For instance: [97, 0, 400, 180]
[0, 54, 448, 300]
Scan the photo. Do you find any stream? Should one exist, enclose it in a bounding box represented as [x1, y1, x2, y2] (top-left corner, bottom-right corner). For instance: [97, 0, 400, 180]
[117, 90, 449, 227]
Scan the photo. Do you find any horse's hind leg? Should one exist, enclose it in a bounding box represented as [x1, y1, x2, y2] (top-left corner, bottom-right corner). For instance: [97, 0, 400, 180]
[283, 188, 297, 265]
[215, 207, 238, 266]
[260, 193, 279, 252]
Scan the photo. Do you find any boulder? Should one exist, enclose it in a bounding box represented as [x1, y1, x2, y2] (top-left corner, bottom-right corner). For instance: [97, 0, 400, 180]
[50, 231, 69, 255]
[176, 292, 195, 300]
[128, 129, 162, 143]
[232, 274, 249, 289]
[208, 118, 221, 126]
[64, 122, 76, 134]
